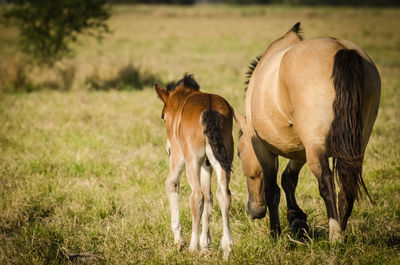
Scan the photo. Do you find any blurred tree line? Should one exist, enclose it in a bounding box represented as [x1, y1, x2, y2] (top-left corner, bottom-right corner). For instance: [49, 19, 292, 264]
[0, 0, 397, 67]
[1, 0, 110, 67]
[108, 0, 399, 6]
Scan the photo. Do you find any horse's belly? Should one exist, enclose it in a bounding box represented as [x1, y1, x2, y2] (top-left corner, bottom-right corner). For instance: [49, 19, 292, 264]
[253, 116, 306, 160]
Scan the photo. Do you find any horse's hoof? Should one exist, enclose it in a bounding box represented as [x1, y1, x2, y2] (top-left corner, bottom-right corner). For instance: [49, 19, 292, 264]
[329, 218, 342, 242]
[270, 225, 282, 238]
[290, 218, 309, 238]
[329, 231, 343, 243]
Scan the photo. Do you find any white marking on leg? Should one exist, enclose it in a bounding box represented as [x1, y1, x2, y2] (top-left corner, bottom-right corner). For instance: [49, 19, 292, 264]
[329, 218, 342, 242]
[200, 162, 213, 251]
[168, 191, 183, 245]
[166, 158, 185, 247]
[206, 145, 233, 260]
[189, 230, 199, 252]
[186, 160, 203, 252]
[189, 189, 203, 252]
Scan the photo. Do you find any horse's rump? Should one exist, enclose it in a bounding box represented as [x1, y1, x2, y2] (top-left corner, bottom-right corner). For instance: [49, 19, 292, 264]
[331, 49, 371, 202]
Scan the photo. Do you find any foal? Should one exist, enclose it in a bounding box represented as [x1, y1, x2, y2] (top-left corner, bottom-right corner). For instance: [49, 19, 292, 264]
[155, 74, 234, 259]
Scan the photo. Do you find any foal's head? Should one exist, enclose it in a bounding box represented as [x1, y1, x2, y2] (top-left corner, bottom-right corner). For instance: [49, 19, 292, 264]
[234, 112, 267, 219]
[155, 73, 200, 123]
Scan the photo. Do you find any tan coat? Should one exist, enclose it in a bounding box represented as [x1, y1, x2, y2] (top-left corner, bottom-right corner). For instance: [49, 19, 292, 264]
[235, 23, 381, 240]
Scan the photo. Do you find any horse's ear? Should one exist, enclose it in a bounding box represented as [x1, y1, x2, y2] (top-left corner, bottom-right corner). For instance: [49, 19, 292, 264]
[155, 84, 169, 103]
[233, 111, 246, 130]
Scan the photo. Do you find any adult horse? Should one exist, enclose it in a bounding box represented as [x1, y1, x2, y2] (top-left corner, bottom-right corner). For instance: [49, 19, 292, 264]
[155, 74, 234, 259]
[234, 22, 380, 240]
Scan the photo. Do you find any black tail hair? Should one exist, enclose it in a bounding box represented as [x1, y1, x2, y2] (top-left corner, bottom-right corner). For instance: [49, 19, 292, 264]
[202, 110, 231, 172]
[331, 49, 371, 203]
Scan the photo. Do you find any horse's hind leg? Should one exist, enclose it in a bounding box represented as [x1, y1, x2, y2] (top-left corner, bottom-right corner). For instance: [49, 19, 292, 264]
[338, 187, 355, 231]
[200, 160, 213, 252]
[306, 146, 341, 241]
[281, 159, 308, 236]
[337, 155, 362, 231]
[252, 140, 281, 236]
[166, 153, 185, 249]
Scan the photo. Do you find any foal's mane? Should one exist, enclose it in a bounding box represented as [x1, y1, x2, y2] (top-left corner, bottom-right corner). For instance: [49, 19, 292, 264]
[245, 22, 303, 91]
[166, 73, 200, 92]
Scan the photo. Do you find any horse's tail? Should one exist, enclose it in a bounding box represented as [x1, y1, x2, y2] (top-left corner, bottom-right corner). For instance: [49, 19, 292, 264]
[202, 109, 231, 172]
[331, 49, 371, 202]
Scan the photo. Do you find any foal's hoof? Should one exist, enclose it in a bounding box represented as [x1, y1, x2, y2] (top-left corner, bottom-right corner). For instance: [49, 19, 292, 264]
[223, 249, 232, 261]
[200, 247, 210, 256]
[221, 238, 233, 261]
[289, 218, 309, 238]
[175, 240, 186, 251]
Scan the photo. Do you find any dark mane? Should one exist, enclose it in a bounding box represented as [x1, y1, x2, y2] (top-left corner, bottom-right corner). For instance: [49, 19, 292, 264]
[244, 22, 303, 91]
[245, 55, 262, 91]
[166, 73, 200, 91]
[166, 81, 177, 91]
[290, 22, 304, 41]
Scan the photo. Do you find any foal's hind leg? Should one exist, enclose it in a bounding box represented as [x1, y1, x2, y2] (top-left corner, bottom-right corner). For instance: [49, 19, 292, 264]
[166, 153, 185, 249]
[306, 147, 341, 241]
[200, 160, 213, 252]
[185, 159, 204, 252]
[281, 159, 308, 236]
[206, 147, 232, 260]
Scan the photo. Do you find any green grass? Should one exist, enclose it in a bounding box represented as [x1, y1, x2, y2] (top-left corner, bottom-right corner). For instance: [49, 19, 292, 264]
[0, 4, 399, 264]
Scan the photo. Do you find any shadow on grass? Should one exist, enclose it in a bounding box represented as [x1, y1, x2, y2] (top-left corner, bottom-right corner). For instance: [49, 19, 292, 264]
[1, 59, 161, 92]
[361, 232, 400, 250]
[86, 62, 161, 91]
[285, 224, 400, 251]
[284, 226, 329, 249]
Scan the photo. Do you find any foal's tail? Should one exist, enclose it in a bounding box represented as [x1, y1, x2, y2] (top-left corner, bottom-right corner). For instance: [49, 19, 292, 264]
[202, 110, 232, 172]
[331, 49, 371, 202]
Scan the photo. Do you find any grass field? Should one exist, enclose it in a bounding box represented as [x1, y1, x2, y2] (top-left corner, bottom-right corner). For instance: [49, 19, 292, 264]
[0, 4, 399, 264]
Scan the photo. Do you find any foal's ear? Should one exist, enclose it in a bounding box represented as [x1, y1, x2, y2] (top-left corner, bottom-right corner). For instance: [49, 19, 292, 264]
[155, 84, 169, 103]
[233, 111, 246, 130]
